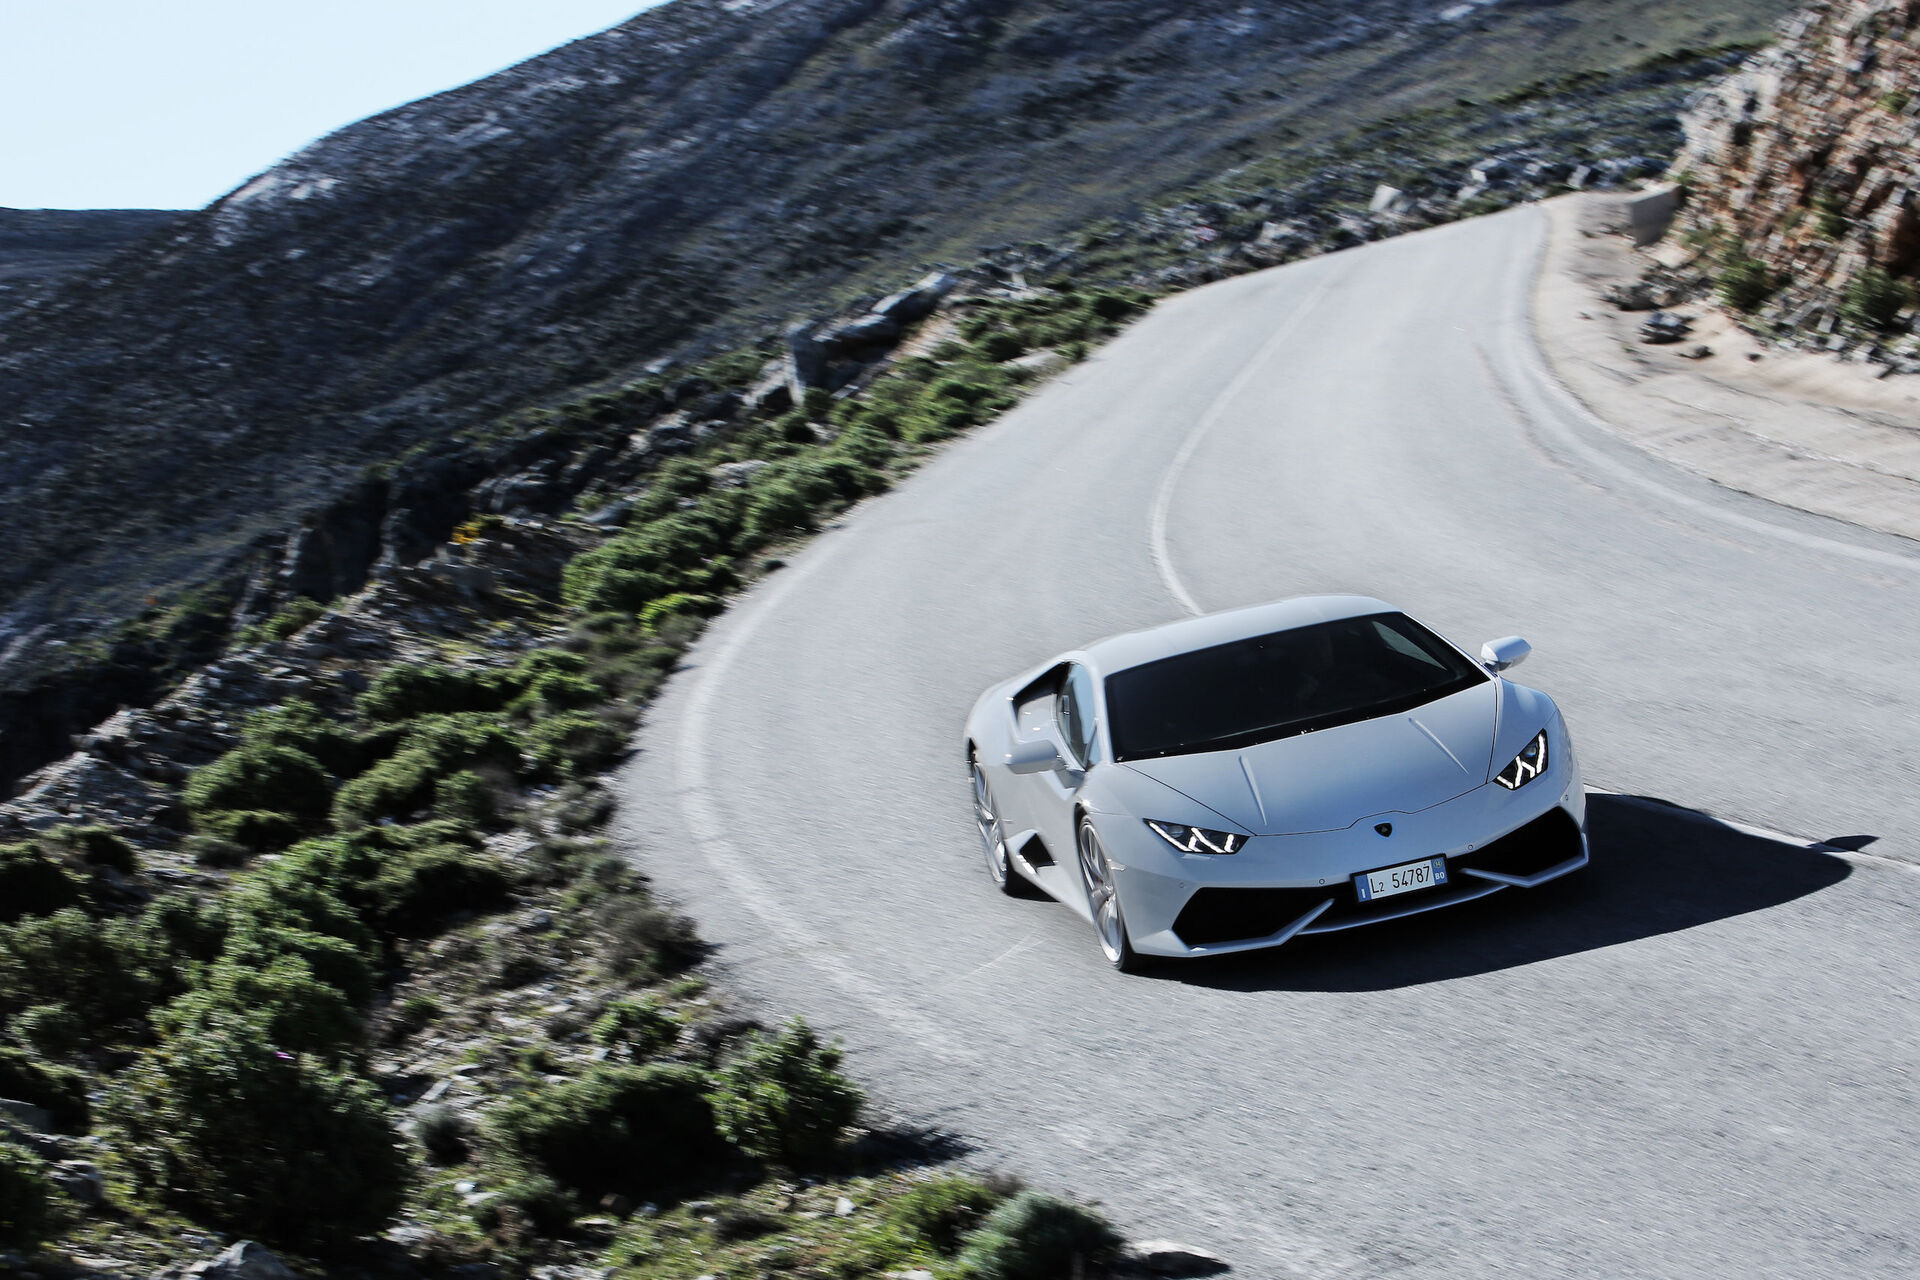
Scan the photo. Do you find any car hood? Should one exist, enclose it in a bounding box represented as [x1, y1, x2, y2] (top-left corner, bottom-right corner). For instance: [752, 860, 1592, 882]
[1118, 680, 1498, 835]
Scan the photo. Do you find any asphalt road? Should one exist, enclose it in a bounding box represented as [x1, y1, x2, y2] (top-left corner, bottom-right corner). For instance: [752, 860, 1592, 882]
[615, 205, 1920, 1278]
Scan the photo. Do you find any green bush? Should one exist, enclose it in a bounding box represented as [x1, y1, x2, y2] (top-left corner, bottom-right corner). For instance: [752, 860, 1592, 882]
[184, 740, 334, 840]
[12, 1004, 84, 1060]
[561, 503, 743, 615]
[432, 769, 495, 826]
[955, 1190, 1122, 1280]
[196, 808, 307, 853]
[1840, 265, 1912, 332]
[527, 711, 627, 778]
[0, 1141, 53, 1249]
[0, 844, 81, 923]
[1718, 249, 1779, 313]
[109, 1009, 407, 1253]
[45, 824, 137, 873]
[889, 1175, 1007, 1255]
[415, 1105, 471, 1166]
[0, 1047, 91, 1132]
[638, 592, 720, 634]
[709, 1020, 862, 1167]
[589, 996, 682, 1059]
[367, 845, 511, 936]
[260, 597, 327, 643]
[496, 1174, 577, 1237]
[357, 662, 516, 722]
[978, 330, 1027, 361]
[240, 699, 367, 775]
[163, 949, 364, 1056]
[490, 1063, 728, 1198]
[0, 909, 167, 1040]
[332, 747, 437, 827]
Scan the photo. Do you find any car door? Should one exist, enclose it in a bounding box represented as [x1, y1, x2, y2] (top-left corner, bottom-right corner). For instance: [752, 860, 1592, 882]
[1032, 662, 1099, 913]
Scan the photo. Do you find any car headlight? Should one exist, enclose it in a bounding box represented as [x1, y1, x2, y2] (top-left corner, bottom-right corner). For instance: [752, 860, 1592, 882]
[1494, 729, 1549, 790]
[1145, 820, 1246, 854]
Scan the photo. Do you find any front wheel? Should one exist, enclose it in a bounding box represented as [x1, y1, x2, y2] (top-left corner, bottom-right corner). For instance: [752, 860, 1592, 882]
[1077, 817, 1144, 973]
[971, 752, 1023, 896]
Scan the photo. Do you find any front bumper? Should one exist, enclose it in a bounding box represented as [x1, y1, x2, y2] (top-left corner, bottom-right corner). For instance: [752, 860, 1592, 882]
[1104, 753, 1587, 959]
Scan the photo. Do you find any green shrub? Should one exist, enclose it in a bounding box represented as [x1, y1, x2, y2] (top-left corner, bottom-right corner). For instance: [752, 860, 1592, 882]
[12, 1004, 84, 1060]
[1840, 265, 1912, 332]
[357, 662, 516, 722]
[1815, 189, 1850, 239]
[0, 909, 167, 1040]
[0, 1047, 91, 1132]
[638, 592, 720, 633]
[496, 1174, 577, 1237]
[109, 1009, 407, 1254]
[159, 958, 361, 1059]
[240, 699, 367, 775]
[45, 824, 137, 873]
[527, 711, 627, 778]
[589, 996, 682, 1058]
[185, 742, 332, 846]
[332, 748, 435, 826]
[0, 1141, 53, 1249]
[367, 845, 512, 936]
[432, 769, 495, 826]
[709, 1020, 862, 1167]
[1718, 249, 1779, 312]
[196, 808, 307, 853]
[889, 1175, 1007, 1255]
[415, 1105, 471, 1166]
[260, 597, 327, 643]
[490, 1063, 728, 1198]
[0, 844, 81, 922]
[955, 1191, 1122, 1280]
[978, 330, 1027, 361]
[561, 504, 743, 614]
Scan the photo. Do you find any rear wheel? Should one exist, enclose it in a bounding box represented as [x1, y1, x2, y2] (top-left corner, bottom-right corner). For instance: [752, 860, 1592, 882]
[1077, 817, 1144, 973]
[970, 752, 1022, 896]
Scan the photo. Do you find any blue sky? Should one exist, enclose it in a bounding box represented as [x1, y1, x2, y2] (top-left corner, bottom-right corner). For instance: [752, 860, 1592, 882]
[0, 1, 665, 210]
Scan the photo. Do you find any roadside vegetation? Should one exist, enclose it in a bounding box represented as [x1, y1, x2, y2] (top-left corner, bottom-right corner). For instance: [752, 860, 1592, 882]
[0, 284, 1145, 1276]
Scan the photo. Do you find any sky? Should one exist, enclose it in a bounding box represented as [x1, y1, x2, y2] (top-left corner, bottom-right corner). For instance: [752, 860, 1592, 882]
[0, 1, 667, 210]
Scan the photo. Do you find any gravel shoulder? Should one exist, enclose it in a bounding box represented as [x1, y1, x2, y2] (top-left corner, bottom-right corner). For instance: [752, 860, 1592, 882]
[1533, 192, 1920, 542]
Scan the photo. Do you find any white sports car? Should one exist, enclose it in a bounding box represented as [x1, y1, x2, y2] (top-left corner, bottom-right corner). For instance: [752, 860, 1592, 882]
[964, 596, 1587, 970]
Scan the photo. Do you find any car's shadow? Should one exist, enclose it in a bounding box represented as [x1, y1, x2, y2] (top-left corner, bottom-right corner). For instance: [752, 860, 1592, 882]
[1155, 793, 1856, 993]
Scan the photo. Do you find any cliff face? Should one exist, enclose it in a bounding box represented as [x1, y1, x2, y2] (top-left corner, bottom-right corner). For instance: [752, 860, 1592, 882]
[1672, 1, 1920, 324]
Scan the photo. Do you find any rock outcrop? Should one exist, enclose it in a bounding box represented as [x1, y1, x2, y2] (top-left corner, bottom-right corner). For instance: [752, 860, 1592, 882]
[1671, 1, 1920, 328]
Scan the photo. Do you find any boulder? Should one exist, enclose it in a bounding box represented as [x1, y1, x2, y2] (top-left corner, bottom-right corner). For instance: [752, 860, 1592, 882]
[51, 1159, 106, 1207]
[185, 1242, 298, 1280]
[1639, 311, 1693, 344]
[871, 271, 957, 324]
[711, 460, 771, 489]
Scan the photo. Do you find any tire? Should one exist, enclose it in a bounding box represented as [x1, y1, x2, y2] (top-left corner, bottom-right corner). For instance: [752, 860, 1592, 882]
[1076, 816, 1145, 973]
[970, 751, 1024, 897]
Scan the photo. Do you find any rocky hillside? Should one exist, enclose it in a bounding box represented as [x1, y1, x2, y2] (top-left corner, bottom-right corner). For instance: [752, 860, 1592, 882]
[0, 209, 179, 293]
[1, 0, 1791, 634]
[1671, 0, 1920, 339]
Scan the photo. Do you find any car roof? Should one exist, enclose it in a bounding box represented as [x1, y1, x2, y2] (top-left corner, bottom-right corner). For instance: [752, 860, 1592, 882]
[1082, 595, 1399, 676]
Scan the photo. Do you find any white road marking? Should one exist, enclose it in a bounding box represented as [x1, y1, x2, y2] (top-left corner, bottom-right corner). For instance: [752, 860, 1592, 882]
[1148, 269, 1345, 616]
[671, 525, 965, 1057]
[1497, 209, 1920, 575]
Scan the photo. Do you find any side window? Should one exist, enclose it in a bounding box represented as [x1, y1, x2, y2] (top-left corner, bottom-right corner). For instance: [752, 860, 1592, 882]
[1059, 664, 1098, 766]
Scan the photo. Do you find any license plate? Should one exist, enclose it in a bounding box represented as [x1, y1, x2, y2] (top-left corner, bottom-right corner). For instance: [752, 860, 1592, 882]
[1353, 856, 1447, 902]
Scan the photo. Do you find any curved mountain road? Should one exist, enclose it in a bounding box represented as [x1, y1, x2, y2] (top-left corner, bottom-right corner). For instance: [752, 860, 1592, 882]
[615, 205, 1920, 1278]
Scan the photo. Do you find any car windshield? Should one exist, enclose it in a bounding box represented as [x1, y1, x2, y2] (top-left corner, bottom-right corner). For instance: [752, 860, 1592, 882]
[1104, 612, 1488, 761]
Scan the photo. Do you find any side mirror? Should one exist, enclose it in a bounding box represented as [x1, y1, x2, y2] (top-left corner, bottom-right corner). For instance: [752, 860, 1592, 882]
[1480, 636, 1532, 672]
[1004, 735, 1066, 775]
